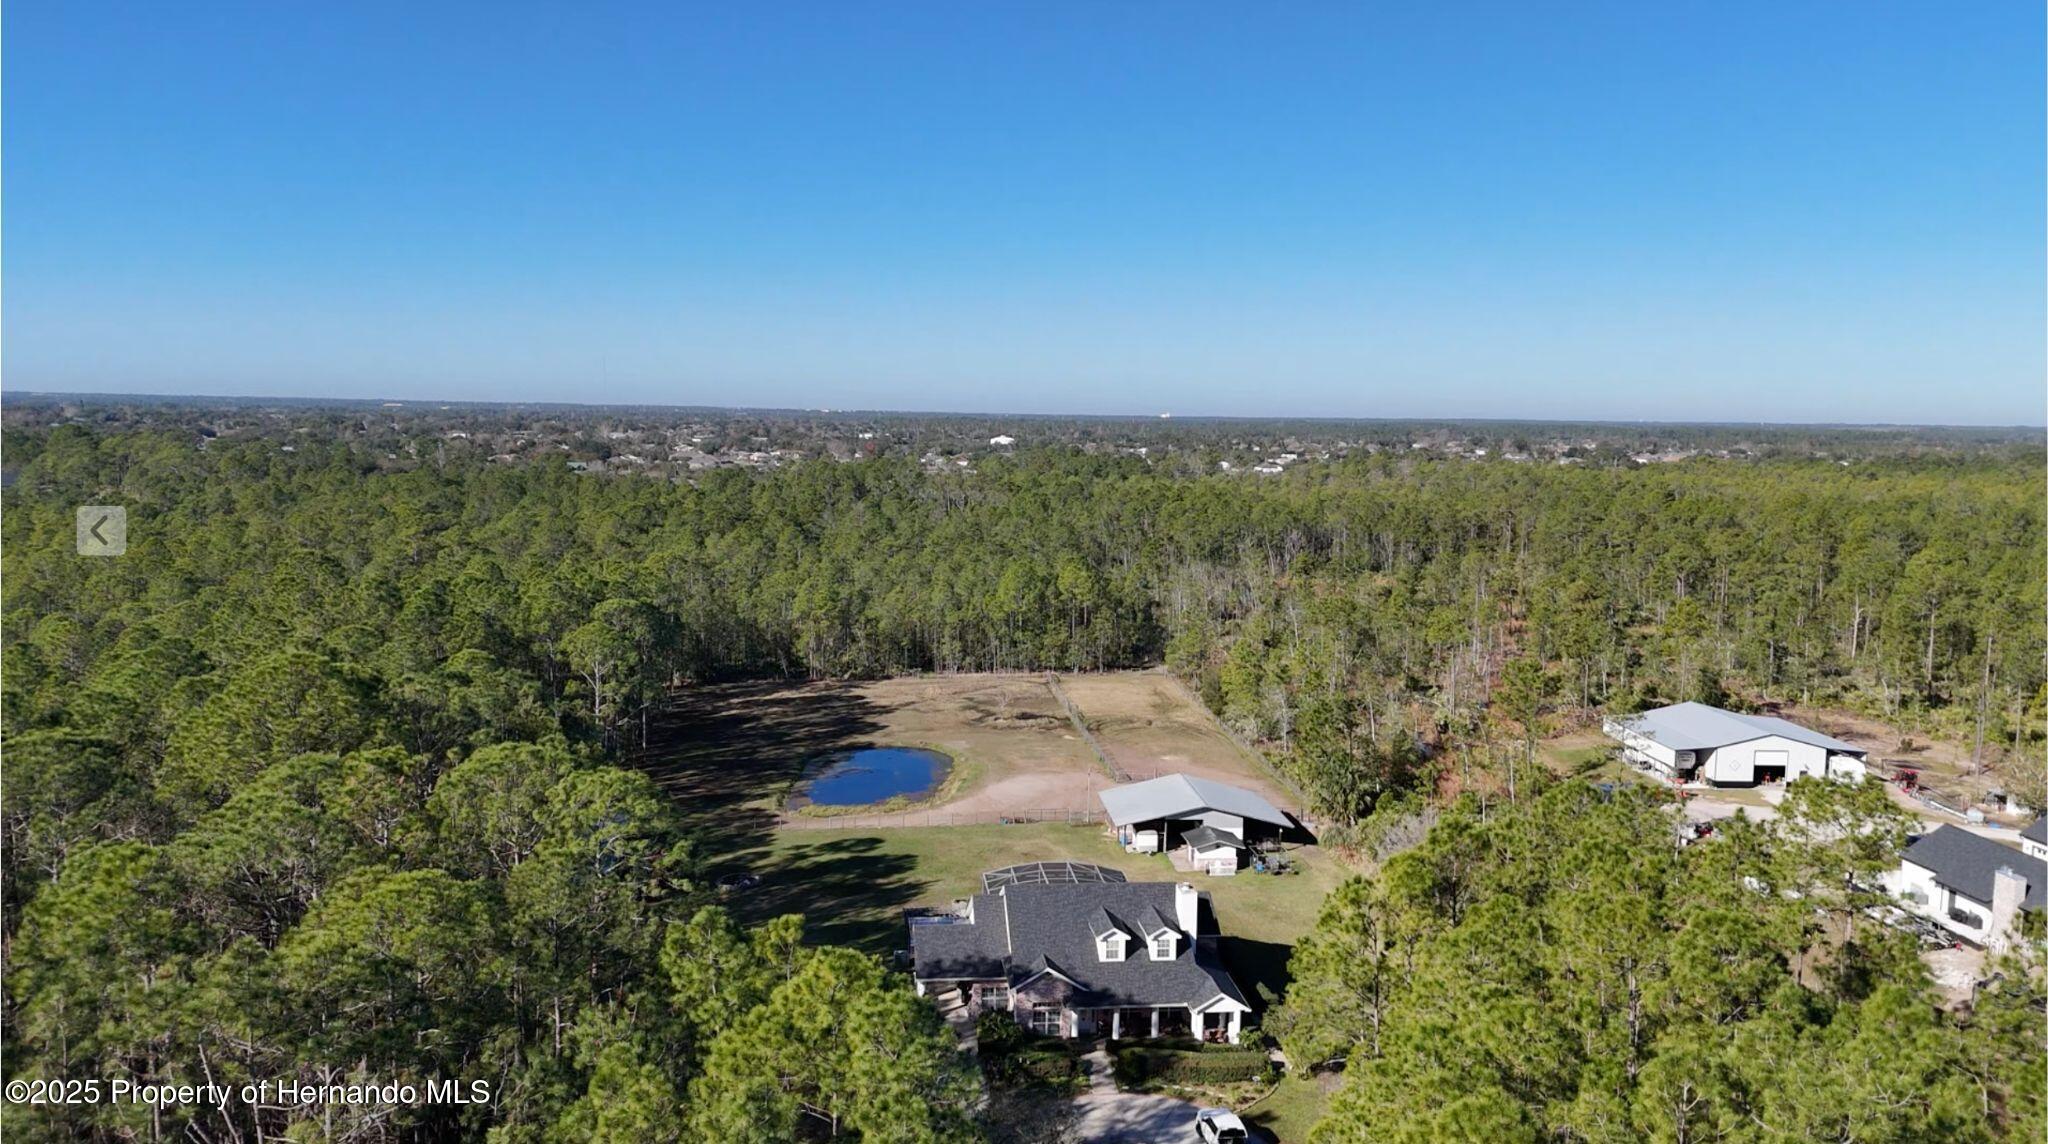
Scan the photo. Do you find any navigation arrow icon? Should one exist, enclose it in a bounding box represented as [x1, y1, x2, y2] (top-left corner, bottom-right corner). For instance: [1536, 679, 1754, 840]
[76, 506, 127, 555]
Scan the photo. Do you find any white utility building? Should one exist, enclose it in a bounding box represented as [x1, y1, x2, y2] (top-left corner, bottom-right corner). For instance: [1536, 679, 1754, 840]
[1602, 702, 1867, 786]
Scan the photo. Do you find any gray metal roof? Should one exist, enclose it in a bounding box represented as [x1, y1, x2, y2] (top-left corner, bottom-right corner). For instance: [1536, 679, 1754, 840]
[1181, 825, 1241, 852]
[907, 881, 1247, 1009]
[1615, 702, 1865, 754]
[1098, 773, 1292, 829]
[1902, 826, 2045, 911]
[983, 861, 1128, 892]
[2022, 817, 2046, 846]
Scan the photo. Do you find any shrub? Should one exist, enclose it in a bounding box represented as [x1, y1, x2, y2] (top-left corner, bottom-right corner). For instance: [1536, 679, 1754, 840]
[977, 1010, 1026, 1054]
[978, 1014, 1084, 1091]
[1010, 1048, 1081, 1087]
[1113, 1045, 1273, 1087]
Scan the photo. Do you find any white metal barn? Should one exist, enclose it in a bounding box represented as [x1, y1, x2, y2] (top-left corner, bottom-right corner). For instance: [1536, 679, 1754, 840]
[1097, 773, 1293, 869]
[1602, 702, 1867, 786]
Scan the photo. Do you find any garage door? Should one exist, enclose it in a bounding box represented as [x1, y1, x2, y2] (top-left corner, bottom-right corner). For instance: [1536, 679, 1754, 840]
[1754, 750, 1788, 776]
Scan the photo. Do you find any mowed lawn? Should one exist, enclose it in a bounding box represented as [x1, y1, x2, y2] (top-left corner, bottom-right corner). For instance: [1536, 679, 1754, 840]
[734, 822, 1351, 1008]
[1246, 1074, 1340, 1143]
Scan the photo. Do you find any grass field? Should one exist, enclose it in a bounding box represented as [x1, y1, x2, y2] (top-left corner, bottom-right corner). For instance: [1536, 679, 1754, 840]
[727, 821, 1348, 1008]
[1538, 727, 1615, 776]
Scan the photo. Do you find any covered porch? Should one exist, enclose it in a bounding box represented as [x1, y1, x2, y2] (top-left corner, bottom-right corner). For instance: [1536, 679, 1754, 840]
[1078, 1002, 1243, 1044]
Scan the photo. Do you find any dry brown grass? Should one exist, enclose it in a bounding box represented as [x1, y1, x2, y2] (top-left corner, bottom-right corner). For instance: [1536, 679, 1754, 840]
[1055, 671, 1296, 807]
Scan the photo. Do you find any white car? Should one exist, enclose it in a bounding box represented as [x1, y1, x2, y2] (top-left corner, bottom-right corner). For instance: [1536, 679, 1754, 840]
[1195, 1108, 1249, 1143]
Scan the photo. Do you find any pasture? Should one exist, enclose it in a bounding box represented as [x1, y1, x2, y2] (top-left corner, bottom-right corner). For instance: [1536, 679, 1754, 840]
[635, 669, 1297, 831]
[635, 669, 1339, 1021]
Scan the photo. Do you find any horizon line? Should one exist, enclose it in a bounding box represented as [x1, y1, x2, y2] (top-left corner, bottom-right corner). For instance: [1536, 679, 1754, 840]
[5, 389, 2043, 434]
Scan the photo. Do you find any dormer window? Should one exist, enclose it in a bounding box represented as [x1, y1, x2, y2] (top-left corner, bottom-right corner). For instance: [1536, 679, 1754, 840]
[1097, 933, 1127, 962]
[1149, 932, 1177, 961]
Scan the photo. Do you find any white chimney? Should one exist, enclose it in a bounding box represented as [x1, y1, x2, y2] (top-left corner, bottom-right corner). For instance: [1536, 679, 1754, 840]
[1987, 866, 2027, 953]
[1175, 882, 1200, 936]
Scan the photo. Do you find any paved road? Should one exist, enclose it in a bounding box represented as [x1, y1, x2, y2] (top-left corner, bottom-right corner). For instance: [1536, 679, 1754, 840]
[1071, 1092, 1204, 1144]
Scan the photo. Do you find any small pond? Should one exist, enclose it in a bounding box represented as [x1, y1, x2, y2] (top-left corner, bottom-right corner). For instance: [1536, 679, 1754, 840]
[798, 746, 952, 807]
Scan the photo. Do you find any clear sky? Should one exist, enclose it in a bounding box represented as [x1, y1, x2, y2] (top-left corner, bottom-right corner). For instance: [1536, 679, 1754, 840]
[5, 2, 2042, 424]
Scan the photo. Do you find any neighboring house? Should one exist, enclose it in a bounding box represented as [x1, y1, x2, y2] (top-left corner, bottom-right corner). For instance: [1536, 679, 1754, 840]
[1886, 825, 2044, 950]
[910, 866, 1252, 1043]
[2020, 817, 2047, 863]
[989, 434, 1017, 446]
[1098, 773, 1293, 870]
[1602, 702, 1868, 786]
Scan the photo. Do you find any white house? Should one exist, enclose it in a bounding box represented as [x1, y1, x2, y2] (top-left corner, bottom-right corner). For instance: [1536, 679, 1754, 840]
[1886, 825, 2044, 950]
[1602, 702, 1867, 786]
[2021, 817, 2047, 863]
[909, 867, 1251, 1043]
[989, 435, 1017, 446]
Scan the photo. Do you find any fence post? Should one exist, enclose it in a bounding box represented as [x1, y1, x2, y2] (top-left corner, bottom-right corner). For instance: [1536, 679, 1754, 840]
[1046, 672, 1127, 782]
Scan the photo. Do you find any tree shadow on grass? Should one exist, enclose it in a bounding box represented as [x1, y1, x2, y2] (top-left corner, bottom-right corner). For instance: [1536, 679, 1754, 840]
[726, 834, 928, 957]
[627, 680, 889, 862]
[1219, 936, 1296, 1023]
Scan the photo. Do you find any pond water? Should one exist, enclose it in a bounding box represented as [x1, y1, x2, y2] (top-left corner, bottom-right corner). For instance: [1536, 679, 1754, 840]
[800, 746, 952, 807]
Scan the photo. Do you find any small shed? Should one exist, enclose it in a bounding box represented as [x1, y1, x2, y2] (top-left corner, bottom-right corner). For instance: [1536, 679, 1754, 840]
[1181, 825, 1240, 876]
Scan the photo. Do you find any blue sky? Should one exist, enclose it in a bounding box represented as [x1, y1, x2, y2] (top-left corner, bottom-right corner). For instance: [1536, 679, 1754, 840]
[6, 2, 2042, 424]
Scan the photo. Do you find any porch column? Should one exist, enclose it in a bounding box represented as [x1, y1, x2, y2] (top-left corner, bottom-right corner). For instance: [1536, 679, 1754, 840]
[1111, 1009, 1121, 1039]
[1150, 1008, 1161, 1038]
[1227, 1009, 1241, 1044]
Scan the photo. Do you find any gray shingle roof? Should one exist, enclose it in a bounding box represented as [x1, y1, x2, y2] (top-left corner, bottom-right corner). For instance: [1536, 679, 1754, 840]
[1098, 773, 1292, 829]
[1140, 907, 1178, 938]
[909, 917, 1009, 979]
[1615, 702, 1865, 754]
[1903, 826, 2045, 911]
[908, 881, 1247, 1009]
[2022, 817, 2046, 846]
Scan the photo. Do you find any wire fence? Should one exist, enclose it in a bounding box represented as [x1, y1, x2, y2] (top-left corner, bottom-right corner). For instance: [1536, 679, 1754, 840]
[1045, 672, 1128, 781]
[782, 806, 1108, 830]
